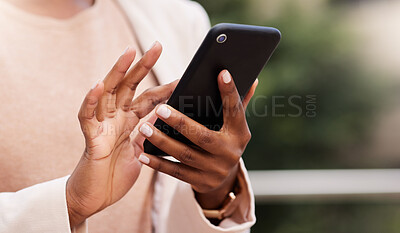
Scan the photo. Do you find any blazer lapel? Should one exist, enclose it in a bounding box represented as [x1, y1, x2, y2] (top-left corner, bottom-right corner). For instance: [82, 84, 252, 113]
[116, 0, 187, 85]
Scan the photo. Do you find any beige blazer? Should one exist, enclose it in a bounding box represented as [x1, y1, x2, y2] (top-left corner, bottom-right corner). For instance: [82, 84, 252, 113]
[0, 0, 256, 232]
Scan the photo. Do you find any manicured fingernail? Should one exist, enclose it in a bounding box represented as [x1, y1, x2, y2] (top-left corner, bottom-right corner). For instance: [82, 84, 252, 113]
[156, 105, 171, 119]
[223, 70, 231, 84]
[147, 41, 158, 51]
[123, 46, 129, 55]
[139, 154, 150, 164]
[91, 79, 101, 89]
[139, 123, 153, 137]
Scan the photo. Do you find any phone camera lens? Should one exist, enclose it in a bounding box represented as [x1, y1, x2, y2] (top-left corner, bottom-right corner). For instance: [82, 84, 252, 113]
[216, 34, 227, 43]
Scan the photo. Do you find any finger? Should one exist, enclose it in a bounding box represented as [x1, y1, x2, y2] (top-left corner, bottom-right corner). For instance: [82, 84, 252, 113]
[78, 80, 104, 137]
[154, 104, 221, 153]
[138, 122, 207, 169]
[242, 78, 258, 110]
[218, 70, 247, 132]
[97, 47, 136, 121]
[138, 153, 199, 184]
[131, 79, 178, 118]
[116, 42, 163, 111]
[131, 111, 158, 155]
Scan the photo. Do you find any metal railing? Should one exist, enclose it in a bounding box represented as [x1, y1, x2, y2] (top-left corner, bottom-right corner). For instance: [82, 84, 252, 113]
[248, 169, 400, 203]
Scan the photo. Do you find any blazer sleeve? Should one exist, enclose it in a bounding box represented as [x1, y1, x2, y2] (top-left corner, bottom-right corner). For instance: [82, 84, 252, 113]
[152, 158, 256, 233]
[0, 176, 87, 233]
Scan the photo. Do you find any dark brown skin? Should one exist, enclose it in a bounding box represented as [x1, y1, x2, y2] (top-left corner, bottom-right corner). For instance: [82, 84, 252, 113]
[138, 71, 258, 209]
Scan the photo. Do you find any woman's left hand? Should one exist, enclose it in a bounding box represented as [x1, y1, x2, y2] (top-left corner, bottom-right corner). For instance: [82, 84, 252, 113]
[137, 70, 258, 209]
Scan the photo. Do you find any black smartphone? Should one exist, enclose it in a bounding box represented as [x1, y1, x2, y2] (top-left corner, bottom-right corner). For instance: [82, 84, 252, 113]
[144, 23, 281, 156]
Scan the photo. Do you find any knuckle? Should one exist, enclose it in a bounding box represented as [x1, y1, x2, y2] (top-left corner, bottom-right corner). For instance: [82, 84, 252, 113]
[171, 165, 183, 179]
[224, 148, 241, 166]
[239, 129, 252, 149]
[149, 96, 163, 108]
[178, 146, 194, 163]
[230, 155, 241, 167]
[176, 116, 186, 132]
[243, 130, 252, 144]
[219, 168, 230, 180]
[222, 97, 230, 111]
[213, 166, 229, 182]
[154, 160, 163, 171]
[230, 101, 242, 116]
[106, 86, 118, 94]
[223, 95, 241, 113]
[226, 85, 236, 95]
[86, 96, 98, 107]
[138, 89, 164, 107]
[121, 103, 131, 112]
[124, 81, 139, 91]
[197, 130, 213, 146]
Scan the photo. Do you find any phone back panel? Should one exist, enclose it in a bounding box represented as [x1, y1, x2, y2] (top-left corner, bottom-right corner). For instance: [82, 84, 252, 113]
[144, 23, 281, 156]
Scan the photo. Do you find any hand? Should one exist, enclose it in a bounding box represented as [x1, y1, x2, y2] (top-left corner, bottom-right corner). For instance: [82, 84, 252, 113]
[137, 70, 258, 209]
[66, 42, 177, 227]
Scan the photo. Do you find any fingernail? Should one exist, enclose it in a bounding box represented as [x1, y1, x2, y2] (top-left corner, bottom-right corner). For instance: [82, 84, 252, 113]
[156, 105, 171, 119]
[91, 79, 101, 90]
[139, 154, 150, 164]
[223, 70, 231, 84]
[123, 46, 129, 55]
[139, 123, 153, 137]
[147, 41, 158, 51]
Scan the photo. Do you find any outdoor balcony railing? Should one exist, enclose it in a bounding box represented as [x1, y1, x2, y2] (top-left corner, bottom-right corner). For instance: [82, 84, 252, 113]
[248, 169, 400, 203]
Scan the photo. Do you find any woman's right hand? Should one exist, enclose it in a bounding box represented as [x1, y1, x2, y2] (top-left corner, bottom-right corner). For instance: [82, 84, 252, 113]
[66, 42, 176, 227]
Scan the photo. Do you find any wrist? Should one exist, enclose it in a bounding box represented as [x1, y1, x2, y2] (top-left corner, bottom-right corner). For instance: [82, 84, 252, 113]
[66, 179, 86, 228]
[194, 164, 239, 210]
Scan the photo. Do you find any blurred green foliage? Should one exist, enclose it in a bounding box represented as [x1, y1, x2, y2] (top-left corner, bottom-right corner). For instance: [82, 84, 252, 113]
[245, 3, 385, 170]
[194, 0, 385, 170]
[254, 203, 400, 233]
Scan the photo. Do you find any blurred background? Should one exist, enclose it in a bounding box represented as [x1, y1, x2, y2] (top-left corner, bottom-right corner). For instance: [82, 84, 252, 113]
[193, 0, 400, 232]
